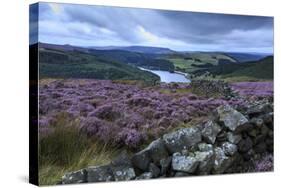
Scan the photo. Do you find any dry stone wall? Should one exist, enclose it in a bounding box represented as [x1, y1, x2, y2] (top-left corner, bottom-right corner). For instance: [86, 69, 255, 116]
[61, 102, 273, 184]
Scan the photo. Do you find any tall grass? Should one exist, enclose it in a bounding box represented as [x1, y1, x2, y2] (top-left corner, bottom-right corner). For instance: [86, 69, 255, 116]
[39, 113, 120, 185]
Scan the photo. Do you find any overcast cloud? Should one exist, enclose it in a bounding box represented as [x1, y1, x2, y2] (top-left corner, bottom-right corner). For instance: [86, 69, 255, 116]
[32, 2, 273, 53]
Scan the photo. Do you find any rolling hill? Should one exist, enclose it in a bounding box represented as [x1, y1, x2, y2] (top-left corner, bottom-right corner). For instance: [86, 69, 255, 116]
[193, 56, 273, 81]
[39, 43, 174, 54]
[37, 42, 273, 82]
[39, 43, 175, 71]
[223, 52, 270, 63]
[221, 56, 273, 80]
[90, 45, 174, 54]
[38, 46, 160, 83]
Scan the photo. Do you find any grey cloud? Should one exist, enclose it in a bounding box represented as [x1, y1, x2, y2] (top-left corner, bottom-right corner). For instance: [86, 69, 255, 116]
[36, 2, 273, 53]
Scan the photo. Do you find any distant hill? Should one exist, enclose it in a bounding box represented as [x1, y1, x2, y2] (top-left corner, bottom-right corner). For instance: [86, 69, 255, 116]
[223, 52, 270, 63]
[194, 56, 273, 80]
[39, 42, 89, 53]
[39, 43, 175, 72]
[114, 46, 174, 54]
[89, 45, 174, 54]
[40, 43, 174, 54]
[38, 46, 160, 83]
[222, 56, 273, 80]
[37, 43, 272, 81]
[87, 49, 174, 71]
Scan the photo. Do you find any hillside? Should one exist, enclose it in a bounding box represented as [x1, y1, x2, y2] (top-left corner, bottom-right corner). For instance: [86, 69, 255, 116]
[193, 56, 273, 81]
[88, 49, 174, 71]
[224, 52, 270, 63]
[38, 47, 160, 83]
[39, 43, 175, 72]
[114, 46, 174, 54]
[90, 45, 174, 54]
[222, 56, 273, 80]
[38, 43, 273, 82]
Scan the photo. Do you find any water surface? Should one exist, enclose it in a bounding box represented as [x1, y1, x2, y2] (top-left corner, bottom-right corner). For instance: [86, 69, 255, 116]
[139, 67, 190, 83]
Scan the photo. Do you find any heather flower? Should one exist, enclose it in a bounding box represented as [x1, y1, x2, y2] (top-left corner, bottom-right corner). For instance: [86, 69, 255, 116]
[38, 79, 273, 148]
[92, 104, 121, 121]
[116, 128, 144, 148]
[231, 82, 273, 97]
[252, 154, 274, 172]
[127, 96, 153, 107]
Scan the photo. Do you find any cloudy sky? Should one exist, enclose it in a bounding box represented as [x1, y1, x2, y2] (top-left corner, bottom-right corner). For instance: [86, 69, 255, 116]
[30, 2, 273, 53]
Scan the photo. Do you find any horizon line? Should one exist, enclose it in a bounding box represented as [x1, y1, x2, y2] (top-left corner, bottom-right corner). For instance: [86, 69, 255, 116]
[31, 41, 273, 55]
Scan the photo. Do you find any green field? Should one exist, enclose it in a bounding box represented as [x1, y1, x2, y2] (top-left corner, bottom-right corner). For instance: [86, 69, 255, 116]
[166, 52, 237, 73]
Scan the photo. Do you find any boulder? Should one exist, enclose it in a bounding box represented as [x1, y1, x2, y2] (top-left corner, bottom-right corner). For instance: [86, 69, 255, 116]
[111, 151, 132, 166]
[242, 149, 255, 161]
[146, 138, 169, 164]
[198, 143, 213, 152]
[163, 127, 202, 154]
[111, 166, 135, 181]
[174, 172, 190, 177]
[172, 153, 199, 173]
[254, 142, 267, 154]
[261, 125, 269, 137]
[227, 132, 242, 144]
[160, 157, 172, 175]
[237, 123, 254, 133]
[222, 142, 238, 156]
[250, 118, 264, 128]
[131, 149, 151, 171]
[262, 112, 273, 129]
[238, 137, 253, 153]
[62, 169, 87, 184]
[135, 172, 153, 180]
[212, 147, 234, 174]
[87, 165, 114, 182]
[216, 105, 249, 132]
[248, 129, 257, 137]
[266, 138, 273, 152]
[201, 120, 222, 144]
[216, 131, 228, 142]
[246, 103, 273, 118]
[268, 130, 273, 139]
[194, 150, 215, 174]
[148, 163, 160, 178]
[254, 134, 266, 145]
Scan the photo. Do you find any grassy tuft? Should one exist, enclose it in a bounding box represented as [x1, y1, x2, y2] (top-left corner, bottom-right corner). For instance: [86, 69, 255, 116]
[39, 113, 120, 185]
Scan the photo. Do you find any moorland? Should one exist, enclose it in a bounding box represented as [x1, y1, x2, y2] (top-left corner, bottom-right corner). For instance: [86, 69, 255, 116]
[34, 43, 273, 185]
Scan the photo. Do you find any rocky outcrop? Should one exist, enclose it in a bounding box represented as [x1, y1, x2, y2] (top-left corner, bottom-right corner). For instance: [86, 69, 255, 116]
[201, 120, 222, 144]
[215, 105, 249, 132]
[172, 153, 199, 173]
[190, 80, 235, 98]
[62, 169, 87, 184]
[61, 103, 273, 184]
[163, 127, 202, 153]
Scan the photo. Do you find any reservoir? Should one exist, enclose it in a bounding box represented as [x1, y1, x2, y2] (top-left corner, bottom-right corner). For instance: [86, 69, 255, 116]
[139, 67, 190, 83]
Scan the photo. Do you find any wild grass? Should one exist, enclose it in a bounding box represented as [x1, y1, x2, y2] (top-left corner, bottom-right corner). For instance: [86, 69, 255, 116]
[39, 113, 120, 185]
[39, 78, 60, 86]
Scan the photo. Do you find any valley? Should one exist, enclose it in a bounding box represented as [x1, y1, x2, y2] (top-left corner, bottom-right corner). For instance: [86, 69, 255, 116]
[31, 3, 274, 186]
[38, 42, 273, 83]
[36, 43, 274, 185]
